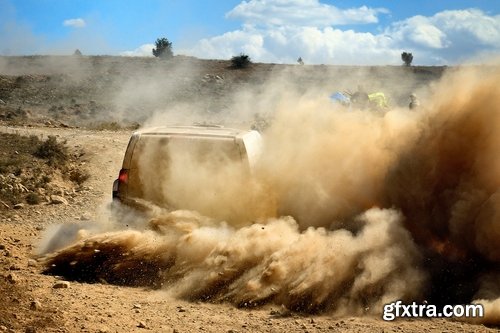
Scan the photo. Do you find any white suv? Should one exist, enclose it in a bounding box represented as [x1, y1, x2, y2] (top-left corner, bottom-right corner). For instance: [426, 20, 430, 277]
[112, 125, 263, 218]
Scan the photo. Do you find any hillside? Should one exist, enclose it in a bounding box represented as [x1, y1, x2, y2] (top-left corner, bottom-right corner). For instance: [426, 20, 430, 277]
[0, 55, 446, 128]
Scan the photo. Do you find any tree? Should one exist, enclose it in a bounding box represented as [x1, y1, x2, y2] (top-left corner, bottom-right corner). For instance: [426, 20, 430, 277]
[152, 38, 173, 59]
[230, 53, 251, 69]
[401, 52, 413, 66]
[73, 49, 82, 56]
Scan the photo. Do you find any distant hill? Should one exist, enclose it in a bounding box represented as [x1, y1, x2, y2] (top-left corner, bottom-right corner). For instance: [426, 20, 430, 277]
[0, 56, 447, 128]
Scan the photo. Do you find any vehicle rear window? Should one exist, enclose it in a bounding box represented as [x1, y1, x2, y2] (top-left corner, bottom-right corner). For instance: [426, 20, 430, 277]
[130, 135, 242, 170]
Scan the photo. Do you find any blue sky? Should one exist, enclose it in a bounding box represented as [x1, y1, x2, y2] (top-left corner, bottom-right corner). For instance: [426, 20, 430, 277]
[1, 0, 499, 65]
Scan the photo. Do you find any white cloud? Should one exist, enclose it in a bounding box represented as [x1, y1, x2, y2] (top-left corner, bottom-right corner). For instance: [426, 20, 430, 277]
[434, 9, 500, 45]
[63, 18, 86, 28]
[385, 9, 500, 63]
[184, 25, 398, 65]
[389, 16, 448, 49]
[120, 44, 155, 57]
[227, 0, 388, 27]
[183, 3, 500, 65]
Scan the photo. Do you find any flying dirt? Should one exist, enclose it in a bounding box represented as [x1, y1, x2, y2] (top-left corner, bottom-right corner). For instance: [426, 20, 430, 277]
[41, 65, 500, 324]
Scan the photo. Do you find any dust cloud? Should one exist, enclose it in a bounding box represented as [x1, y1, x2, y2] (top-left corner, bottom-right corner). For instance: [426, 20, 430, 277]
[41, 63, 500, 323]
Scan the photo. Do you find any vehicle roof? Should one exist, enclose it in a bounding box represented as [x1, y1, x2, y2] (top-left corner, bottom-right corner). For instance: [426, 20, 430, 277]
[134, 125, 256, 138]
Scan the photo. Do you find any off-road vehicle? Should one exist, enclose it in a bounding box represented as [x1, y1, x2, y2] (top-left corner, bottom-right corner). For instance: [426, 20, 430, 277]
[112, 125, 263, 217]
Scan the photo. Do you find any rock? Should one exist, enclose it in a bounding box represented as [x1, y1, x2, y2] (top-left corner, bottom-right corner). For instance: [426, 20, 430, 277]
[9, 264, 21, 271]
[6, 273, 18, 284]
[50, 195, 68, 205]
[13, 203, 24, 209]
[53, 281, 70, 289]
[80, 213, 92, 221]
[30, 300, 42, 310]
[137, 322, 147, 329]
[27, 259, 37, 267]
[132, 304, 141, 309]
[25, 327, 36, 333]
[0, 244, 5, 250]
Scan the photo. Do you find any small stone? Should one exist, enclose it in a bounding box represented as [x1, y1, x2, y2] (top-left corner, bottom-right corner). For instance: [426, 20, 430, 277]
[9, 264, 21, 271]
[50, 195, 68, 205]
[6, 273, 18, 284]
[137, 322, 147, 329]
[25, 327, 36, 333]
[53, 281, 70, 289]
[30, 300, 42, 310]
[80, 213, 92, 221]
[27, 259, 37, 267]
[132, 304, 141, 309]
[0, 244, 5, 250]
[0, 325, 7, 331]
[13, 203, 24, 209]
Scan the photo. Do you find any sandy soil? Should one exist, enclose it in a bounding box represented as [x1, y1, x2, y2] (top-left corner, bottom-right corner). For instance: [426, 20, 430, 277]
[0, 124, 497, 333]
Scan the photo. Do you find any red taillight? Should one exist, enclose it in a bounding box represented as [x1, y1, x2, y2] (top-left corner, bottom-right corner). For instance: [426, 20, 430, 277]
[118, 169, 129, 184]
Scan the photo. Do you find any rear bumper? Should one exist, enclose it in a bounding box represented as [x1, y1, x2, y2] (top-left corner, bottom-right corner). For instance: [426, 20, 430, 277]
[112, 179, 119, 198]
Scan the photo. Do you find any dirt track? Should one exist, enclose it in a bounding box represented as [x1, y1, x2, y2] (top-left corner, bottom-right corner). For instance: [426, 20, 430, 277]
[0, 124, 497, 333]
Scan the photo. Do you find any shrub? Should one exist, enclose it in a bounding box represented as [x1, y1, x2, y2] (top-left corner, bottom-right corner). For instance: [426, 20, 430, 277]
[39, 175, 52, 186]
[26, 193, 41, 205]
[152, 38, 173, 59]
[33, 136, 68, 165]
[401, 52, 413, 66]
[231, 53, 251, 69]
[69, 169, 90, 185]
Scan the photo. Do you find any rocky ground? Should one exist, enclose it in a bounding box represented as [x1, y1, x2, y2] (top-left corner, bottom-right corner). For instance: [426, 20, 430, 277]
[0, 124, 497, 333]
[0, 56, 497, 332]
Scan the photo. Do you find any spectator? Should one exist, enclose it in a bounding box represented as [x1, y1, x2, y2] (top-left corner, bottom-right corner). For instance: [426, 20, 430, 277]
[351, 85, 370, 109]
[409, 93, 420, 110]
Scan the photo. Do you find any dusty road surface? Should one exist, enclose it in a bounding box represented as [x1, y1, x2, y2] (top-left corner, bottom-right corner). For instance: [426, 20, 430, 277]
[0, 124, 497, 333]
